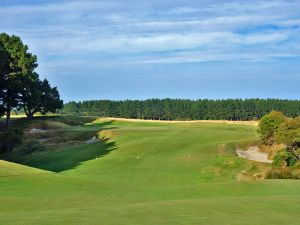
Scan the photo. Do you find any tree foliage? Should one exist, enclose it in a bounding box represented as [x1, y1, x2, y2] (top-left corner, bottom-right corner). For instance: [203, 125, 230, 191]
[258, 111, 286, 144]
[0, 33, 38, 126]
[276, 117, 300, 149]
[0, 40, 8, 117]
[0, 33, 63, 125]
[20, 77, 63, 118]
[257, 112, 300, 170]
[63, 99, 300, 121]
[274, 117, 300, 163]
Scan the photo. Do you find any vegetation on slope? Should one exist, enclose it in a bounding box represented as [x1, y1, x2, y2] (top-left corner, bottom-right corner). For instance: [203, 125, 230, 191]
[258, 111, 300, 178]
[0, 116, 97, 153]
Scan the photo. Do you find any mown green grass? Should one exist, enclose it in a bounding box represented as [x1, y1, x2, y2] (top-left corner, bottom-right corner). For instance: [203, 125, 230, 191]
[0, 160, 51, 176]
[1, 119, 300, 225]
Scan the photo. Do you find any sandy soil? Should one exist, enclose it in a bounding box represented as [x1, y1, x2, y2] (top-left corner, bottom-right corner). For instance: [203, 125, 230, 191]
[38, 138, 52, 142]
[98, 117, 258, 126]
[236, 146, 272, 163]
[29, 128, 48, 134]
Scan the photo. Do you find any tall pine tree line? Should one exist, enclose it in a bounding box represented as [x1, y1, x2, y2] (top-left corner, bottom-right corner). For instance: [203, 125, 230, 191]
[63, 98, 300, 121]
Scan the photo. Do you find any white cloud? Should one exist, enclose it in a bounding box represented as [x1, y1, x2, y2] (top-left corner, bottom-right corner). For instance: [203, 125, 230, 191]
[168, 7, 202, 14]
[139, 51, 300, 64]
[131, 15, 272, 30]
[0, 0, 117, 14]
[0, 0, 299, 67]
[208, 0, 300, 13]
[29, 31, 289, 55]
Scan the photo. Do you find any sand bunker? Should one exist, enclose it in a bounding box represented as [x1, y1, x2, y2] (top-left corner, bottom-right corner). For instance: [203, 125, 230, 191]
[236, 146, 272, 163]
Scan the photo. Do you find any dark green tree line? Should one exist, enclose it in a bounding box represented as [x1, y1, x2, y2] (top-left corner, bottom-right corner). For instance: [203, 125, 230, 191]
[63, 98, 300, 121]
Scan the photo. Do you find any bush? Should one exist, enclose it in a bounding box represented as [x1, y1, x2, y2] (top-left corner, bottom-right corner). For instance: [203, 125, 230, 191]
[273, 150, 298, 167]
[267, 150, 300, 179]
[15, 140, 45, 154]
[292, 169, 300, 179]
[292, 161, 300, 169]
[267, 168, 300, 180]
[0, 128, 23, 153]
[258, 111, 286, 145]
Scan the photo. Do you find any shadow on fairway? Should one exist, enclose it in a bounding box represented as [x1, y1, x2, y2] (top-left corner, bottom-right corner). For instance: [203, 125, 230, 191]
[26, 140, 118, 173]
[1, 120, 118, 173]
[5, 138, 117, 173]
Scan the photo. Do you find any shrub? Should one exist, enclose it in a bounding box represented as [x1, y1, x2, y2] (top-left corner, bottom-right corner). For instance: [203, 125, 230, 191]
[258, 111, 286, 145]
[15, 140, 45, 154]
[0, 128, 23, 153]
[292, 161, 300, 169]
[292, 169, 300, 179]
[267, 151, 300, 180]
[266, 168, 293, 179]
[273, 149, 298, 167]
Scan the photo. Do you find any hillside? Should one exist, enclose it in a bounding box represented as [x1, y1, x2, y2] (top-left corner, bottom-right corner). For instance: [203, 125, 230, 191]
[0, 160, 50, 177]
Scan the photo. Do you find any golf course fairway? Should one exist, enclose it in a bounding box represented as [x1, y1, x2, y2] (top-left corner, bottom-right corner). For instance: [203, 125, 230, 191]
[1, 119, 300, 225]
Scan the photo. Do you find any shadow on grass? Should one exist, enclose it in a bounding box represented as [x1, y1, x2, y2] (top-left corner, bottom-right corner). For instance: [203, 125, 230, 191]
[2, 138, 117, 173]
[9, 115, 98, 129]
[22, 140, 117, 173]
[1, 120, 118, 173]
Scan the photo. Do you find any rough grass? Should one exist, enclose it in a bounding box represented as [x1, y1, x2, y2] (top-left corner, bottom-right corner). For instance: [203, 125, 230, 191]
[1, 119, 300, 225]
[1, 115, 97, 129]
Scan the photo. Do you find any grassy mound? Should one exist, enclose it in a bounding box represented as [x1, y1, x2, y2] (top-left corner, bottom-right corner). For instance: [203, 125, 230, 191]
[0, 160, 50, 176]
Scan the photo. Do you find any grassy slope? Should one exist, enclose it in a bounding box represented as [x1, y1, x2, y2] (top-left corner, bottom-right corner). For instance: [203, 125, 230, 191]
[1, 119, 300, 225]
[0, 160, 50, 176]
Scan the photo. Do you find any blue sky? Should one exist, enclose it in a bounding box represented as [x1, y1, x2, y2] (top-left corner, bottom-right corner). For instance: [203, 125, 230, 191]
[1, 0, 300, 101]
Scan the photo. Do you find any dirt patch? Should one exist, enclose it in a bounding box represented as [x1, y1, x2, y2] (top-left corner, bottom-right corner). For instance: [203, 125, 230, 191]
[38, 138, 52, 143]
[236, 169, 265, 180]
[29, 128, 49, 134]
[236, 146, 272, 163]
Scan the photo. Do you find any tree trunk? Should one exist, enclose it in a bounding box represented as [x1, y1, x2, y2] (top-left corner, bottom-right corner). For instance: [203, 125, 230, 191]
[26, 110, 34, 120]
[27, 112, 34, 119]
[5, 108, 10, 129]
[24, 106, 34, 120]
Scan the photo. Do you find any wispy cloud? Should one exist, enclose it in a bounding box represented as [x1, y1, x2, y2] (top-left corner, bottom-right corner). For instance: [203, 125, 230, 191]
[28, 31, 289, 55]
[0, 0, 299, 72]
[2, 0, 299, 100]
[0, 1, 117, 14]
